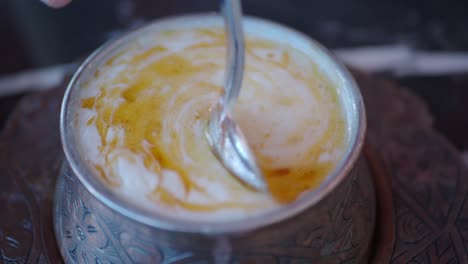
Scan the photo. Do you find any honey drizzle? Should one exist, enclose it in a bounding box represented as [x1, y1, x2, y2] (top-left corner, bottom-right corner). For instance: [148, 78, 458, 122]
[81, 28, 346, 211]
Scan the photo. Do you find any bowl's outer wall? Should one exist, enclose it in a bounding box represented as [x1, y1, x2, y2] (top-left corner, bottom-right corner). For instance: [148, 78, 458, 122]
[54, 156, 375, 263]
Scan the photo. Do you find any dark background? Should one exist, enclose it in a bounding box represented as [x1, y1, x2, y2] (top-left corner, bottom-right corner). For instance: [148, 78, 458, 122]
[1, 0, 468, 149]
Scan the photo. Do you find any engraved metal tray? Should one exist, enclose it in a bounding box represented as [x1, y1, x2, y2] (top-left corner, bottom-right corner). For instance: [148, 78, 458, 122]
[0, 70, 467, 263]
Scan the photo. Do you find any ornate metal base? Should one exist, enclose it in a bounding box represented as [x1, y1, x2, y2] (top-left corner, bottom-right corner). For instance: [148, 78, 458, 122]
[5, 68, 466, 263]
[53, 157, 376, 264]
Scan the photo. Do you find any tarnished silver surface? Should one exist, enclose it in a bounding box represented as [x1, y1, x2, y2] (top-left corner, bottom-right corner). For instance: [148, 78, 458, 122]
[54, 156, 375, 263]
[56, 14, 372, 263]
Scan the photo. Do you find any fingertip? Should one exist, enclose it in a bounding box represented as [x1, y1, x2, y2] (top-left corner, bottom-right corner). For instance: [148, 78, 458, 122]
[41, 0, 72, 8]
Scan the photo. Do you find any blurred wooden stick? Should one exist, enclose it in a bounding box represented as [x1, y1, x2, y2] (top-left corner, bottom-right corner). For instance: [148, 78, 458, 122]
[2, 45, 468, 98]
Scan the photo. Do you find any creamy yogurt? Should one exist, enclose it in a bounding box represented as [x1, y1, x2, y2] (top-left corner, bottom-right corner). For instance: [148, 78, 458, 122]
[75, 16, 347, 221]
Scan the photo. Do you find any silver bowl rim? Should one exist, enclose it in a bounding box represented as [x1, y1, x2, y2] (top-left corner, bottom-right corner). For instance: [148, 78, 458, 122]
[60, 13, 366, 235]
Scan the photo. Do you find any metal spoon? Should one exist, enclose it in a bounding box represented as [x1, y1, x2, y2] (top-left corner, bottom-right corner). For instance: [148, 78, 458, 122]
[206, 0, 268, 192]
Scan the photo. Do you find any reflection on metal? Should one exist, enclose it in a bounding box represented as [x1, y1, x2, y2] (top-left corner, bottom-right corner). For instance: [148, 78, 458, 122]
[206, 0, 267, 191]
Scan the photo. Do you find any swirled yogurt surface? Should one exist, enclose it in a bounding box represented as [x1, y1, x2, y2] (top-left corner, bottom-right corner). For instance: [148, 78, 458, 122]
[76, 17, 347, 221]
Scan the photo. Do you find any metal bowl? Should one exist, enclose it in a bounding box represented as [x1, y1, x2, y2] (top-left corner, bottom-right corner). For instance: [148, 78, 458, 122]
[54, 14, 375, 263]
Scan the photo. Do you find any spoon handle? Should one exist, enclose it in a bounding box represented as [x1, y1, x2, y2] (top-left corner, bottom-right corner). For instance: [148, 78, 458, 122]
[221, 0, 245, 111]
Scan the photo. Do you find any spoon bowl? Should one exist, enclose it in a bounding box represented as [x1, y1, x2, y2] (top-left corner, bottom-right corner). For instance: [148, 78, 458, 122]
[207, 102, 268, 192]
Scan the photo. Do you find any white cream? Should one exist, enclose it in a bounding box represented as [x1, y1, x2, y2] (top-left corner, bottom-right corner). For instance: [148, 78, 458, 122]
[75, 16, 347, 221]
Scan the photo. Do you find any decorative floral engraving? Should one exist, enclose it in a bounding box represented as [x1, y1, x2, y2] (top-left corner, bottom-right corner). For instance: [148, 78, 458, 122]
[367, 127, 468, 263]
[56, 170, 123, 264]
[118, 232, 163, 263]
[55, 159, 375, 263]
[62, 206, 120, 263]
[0, 231, 26, 264]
